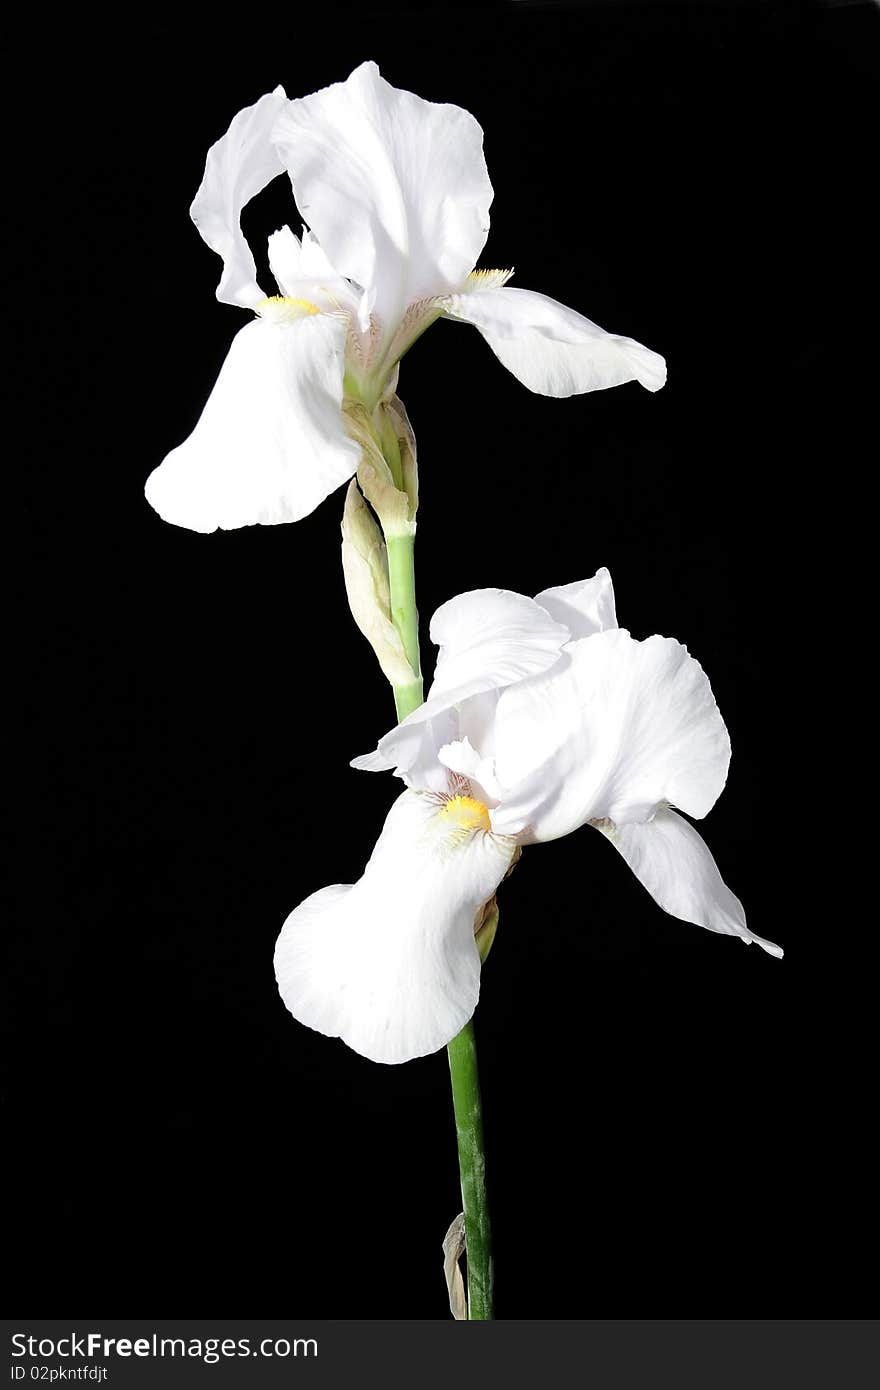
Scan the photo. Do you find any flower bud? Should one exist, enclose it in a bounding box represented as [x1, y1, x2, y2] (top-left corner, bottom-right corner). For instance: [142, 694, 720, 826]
[382, 394, 419, 517]
[344, 396, 418, 539]
[341, 480, 419, 687]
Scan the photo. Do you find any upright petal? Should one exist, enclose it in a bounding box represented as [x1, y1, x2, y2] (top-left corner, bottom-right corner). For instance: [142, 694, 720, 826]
[594, 807, 783, 957]
[351, 589, 570, 784]
[272, 61, 492, 334]
[535, 567, 618, 638]
[274, 790, 516, 1063]
[145, 316, 360, 532]
[190, 87, 290, 309]
[490, 630, 730, 841]
[429, 589, 571, 707]
[444, 286, 666, 396]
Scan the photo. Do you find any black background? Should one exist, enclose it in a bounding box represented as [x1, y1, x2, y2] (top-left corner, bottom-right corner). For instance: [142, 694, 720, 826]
[9, 1, 874, 1317]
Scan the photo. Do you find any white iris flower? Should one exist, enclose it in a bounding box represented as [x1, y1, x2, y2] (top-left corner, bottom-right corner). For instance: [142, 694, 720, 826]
[145, 62, 666, 534]
[275, 568, 781, 1065]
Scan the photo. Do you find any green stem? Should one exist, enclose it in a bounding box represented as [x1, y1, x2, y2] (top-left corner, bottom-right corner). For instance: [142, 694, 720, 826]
[386, 532, 424, 720]
[384, 522, 493, 1320]
[447, 1021, 494, 1319]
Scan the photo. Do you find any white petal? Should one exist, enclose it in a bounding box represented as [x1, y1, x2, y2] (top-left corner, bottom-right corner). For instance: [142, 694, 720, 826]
[595, 806, 783, 957]
[351, 589, 570, 786]
[438, 736, 503, 806]
[535, 567, 618, 638]
[490, 630, 730, 841]
[190, 87, 289, 309]
[351, 704, 462, 792]
[444, 286, 666, 396]
[274, 789, 516, 1063]
[299, 225, 344, 282]
[429, 588, 571, 706]
[272, 61, 492, 334]
[145, 316, 360, 532]
[266, 224, 312, 291]
[267, 224, 359, 313]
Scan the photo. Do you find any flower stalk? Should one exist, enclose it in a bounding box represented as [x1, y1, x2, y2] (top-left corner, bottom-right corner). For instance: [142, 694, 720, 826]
[382, 514, 493, 1319]
[387, 533, 423, 720]
[447, 1020, 494, 1319]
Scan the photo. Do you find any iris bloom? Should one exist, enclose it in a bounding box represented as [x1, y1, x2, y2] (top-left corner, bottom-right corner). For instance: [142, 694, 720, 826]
[275, 568, 781, 1064]
[144, 62, 666, 534]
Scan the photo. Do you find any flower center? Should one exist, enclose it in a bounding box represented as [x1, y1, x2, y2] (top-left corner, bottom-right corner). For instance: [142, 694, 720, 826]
[255, 295, 321, 324]
[439, 795, 491, 832]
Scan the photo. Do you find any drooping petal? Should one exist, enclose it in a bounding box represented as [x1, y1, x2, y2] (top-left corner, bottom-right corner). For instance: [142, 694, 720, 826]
[535, 567, 618, 638]
[272, 61, 492, 334]
[593, 806, 782, 957]
[190, 87, 289, 309]
[490, 630, 730, 841]
[444, 286, 666, 396]
[145, 316, 360, 532]
[351, 589, 570, 784]
[274, 789, 516, 1063]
